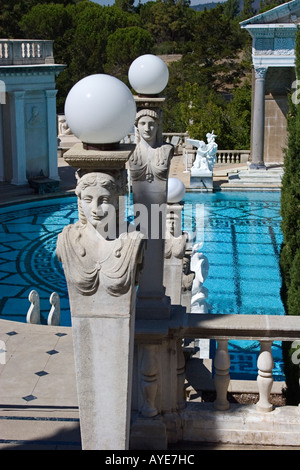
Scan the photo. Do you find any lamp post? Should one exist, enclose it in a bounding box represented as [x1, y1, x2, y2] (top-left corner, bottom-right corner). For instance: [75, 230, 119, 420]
[128, 54, 173, 320]
[128, 56, 187, 449]
[57, 74, 144, 450]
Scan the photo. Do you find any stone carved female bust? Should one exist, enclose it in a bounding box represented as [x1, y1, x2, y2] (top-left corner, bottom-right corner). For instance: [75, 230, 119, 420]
[56, 171, 144, 298]
[129, 109, 173, 183]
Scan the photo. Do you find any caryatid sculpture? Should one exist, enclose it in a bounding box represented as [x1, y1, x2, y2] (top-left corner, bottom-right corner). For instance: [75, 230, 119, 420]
[57, 170, 144, 301]
[129, 106, 174, 319]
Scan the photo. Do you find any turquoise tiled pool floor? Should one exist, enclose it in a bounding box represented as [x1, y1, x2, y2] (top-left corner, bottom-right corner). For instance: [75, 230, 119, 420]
[0, 197, 76, 326]
[183, 191, 284, 380]
[0, 191, 285, 380]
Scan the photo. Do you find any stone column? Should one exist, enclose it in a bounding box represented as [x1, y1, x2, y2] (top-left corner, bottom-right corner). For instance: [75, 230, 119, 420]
[11, 91, 27, 185]
[45, 89, 59, 180]
[250, 67, 267, 170]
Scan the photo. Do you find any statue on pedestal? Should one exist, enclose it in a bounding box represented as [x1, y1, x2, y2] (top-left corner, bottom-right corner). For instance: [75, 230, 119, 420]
[189, 130, 218, 173]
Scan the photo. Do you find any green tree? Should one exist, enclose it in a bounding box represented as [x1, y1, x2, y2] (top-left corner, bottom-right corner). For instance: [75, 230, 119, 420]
[105, 26, 154, 82]
[259, 0, 286, 14]
[69, 3, 139, 80]
[223, 0, 240, 19]
[226, 80, 252, 149]
[240, 0, 255, 20]
[114, 0, 135, 12]
[19, 2, 141, 110]
[0, 0, 79, 38]
[139, 0, 194, 53]
[181, 5, 248, 93]
[280, 30, 300, 405]
[178, 82, 232, 148]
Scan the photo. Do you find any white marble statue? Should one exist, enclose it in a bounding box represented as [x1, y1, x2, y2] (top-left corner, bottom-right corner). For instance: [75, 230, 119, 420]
[189, 130, 218, 173]
[190, 243, 210, 314]
[129, 108, 173, 183]
[57, 171, 144, 299]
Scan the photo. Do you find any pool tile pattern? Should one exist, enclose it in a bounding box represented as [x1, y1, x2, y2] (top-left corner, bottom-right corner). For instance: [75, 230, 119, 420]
[183, 191, 284, 380]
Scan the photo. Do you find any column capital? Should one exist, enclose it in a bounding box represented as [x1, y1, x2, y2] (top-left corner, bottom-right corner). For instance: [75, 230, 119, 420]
[12, 90, 26, 101]
[254, 67, 267, 80]
[45, 89, 58, 99]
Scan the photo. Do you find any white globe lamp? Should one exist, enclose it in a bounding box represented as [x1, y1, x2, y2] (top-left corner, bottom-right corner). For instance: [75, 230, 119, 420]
[128, 54, 169, 95]
[64, 74, 136, 147]
[167, 178, 186, 203]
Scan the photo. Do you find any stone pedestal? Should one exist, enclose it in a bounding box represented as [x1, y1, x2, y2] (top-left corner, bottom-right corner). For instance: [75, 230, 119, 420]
[190, 168, 213, 190]
[57, 143, 145, 450]
[131, 306, 186, 449]
[164, 202, 186, 305]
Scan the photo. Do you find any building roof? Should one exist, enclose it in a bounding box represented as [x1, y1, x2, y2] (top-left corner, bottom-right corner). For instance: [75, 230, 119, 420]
[240, 0, 300, 26]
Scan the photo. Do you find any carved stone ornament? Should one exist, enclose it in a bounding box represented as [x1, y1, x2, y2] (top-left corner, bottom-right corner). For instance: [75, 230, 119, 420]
[254, 67, 267, 80]
[129, 108, 173, 183]
[57, 226, 144, 297]
[56, 171, 145, 299]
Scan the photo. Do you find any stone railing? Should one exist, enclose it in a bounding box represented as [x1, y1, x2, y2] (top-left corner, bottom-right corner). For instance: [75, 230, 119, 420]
[136, 312, 300, 414]
[179, 313, 300, 412]
[216, 149, 250, 164]
[0, 39, 54, 65]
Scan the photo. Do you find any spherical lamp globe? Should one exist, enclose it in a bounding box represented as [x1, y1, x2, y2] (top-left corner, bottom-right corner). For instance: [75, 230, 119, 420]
[64, 74, 136, 145]
[128, 54, 169, 95]
[167, 178, 186, 203]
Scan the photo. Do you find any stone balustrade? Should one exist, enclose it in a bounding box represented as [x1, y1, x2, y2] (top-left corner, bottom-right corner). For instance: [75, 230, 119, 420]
[181, 313, 300, 412]
[136, 312, 300, 414]
[216, 149, 250, 164]
[0, 39, 54, 65]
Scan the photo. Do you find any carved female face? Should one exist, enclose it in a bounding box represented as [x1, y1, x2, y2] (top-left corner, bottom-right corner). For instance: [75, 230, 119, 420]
[80, 181, 117, 235]
[137, 115, 158, 146]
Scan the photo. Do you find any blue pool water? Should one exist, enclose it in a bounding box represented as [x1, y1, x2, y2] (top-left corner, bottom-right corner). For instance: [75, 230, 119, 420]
[0, 191, 285, 380]
[182, 191, 284, 380]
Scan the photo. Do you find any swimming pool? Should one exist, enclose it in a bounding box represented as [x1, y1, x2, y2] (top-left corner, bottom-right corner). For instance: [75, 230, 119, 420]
[0, 191, 285, 379]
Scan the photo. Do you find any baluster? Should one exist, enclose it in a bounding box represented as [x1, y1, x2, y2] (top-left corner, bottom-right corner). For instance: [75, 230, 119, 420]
[48, 292, 60, 326]
[26, 290, 40, 324]
[256, 340, 274, 412]
[214, 339, 230, 410]
[140, 344, 159, 417]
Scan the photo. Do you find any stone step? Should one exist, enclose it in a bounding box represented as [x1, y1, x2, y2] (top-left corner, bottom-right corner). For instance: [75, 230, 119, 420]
[228, 169, 283, 185]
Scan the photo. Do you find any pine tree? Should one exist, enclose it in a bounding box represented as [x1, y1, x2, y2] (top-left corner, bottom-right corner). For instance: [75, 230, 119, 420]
[280, 30, 300, 405]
